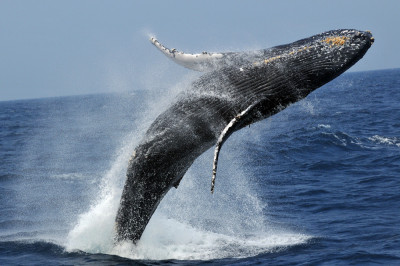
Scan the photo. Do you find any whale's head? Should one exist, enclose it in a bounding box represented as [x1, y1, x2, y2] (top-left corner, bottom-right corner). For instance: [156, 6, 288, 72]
[220, 29, 374, 132]
[263, 29, 374, 89]
[301, 29, 373, 79]
[236, 29, 374, 110]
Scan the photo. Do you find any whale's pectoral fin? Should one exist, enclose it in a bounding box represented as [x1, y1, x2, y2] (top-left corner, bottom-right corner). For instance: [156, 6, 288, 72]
[211, 102, 259, 193]
[150, 37, 226, 72]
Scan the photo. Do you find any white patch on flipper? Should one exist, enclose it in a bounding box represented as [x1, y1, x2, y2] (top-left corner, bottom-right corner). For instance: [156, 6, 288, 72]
[150, 37, 224, 72]
[211, 102, 259, 193]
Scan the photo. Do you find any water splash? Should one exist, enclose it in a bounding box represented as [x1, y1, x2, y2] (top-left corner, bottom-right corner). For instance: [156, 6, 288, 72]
[65, 139, 133, 253]
[109, 142, 312, 260]
[66, 124, 311, 260]
[65, 58, 311, 261]
[112, 213, 310, 260]
[64, 72, 192, 254]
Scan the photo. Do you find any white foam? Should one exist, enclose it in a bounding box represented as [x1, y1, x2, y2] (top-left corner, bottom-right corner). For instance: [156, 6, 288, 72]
[318, 124, 331, 129]
[65, 137, 135, 253]
[300, 98, 317, 115]
[369, 135, 400, 147]
[111, 213, 310, 260]
[65, 71, 196, 255]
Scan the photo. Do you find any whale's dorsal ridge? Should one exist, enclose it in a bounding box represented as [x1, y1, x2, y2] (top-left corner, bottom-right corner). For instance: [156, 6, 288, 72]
[150, 37, 226, 72]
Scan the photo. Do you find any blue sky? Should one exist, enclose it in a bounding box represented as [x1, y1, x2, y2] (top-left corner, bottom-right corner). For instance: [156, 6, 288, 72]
[1, 0, 399, 101]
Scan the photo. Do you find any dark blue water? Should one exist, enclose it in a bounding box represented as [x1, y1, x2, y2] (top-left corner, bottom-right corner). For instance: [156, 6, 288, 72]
[1, 69, 399, 265]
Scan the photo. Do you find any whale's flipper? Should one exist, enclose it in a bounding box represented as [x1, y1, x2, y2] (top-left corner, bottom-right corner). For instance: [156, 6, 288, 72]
[150, 37, 226, 72]
[211, 102, 259, 193]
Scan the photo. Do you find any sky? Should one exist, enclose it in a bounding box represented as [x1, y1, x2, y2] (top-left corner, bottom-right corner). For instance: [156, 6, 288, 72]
[1, 0, 399, 101]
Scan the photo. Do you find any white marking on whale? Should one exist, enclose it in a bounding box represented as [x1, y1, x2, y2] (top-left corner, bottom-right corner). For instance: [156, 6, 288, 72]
[150, 37, 226, 72]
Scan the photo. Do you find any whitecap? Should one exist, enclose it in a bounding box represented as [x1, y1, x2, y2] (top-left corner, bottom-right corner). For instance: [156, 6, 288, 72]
[369, 135, 400, 147]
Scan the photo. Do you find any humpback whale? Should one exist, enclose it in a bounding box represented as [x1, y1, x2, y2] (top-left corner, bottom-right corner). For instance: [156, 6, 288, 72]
[115, 30, 374, 243]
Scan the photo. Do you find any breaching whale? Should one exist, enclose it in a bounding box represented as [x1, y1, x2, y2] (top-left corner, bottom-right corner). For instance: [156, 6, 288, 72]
[115, 29, 374, 243]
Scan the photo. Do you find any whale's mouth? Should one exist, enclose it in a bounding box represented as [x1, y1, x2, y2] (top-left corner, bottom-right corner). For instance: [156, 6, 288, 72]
[357, 30, 374, 45]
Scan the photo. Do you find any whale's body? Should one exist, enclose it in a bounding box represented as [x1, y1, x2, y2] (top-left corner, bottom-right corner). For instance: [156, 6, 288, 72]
[116, 30, 374, 243]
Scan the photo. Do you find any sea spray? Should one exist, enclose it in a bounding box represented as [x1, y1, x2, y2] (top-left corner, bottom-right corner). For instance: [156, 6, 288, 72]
[65, 73, 196, 253]
[109, 141, 311, 260]
[65, 137, 135, 253]
[65, 58, 311, 260]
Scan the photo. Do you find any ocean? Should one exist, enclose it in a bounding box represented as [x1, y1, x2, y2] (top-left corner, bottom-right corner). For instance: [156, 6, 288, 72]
[0, 69, 399, 265]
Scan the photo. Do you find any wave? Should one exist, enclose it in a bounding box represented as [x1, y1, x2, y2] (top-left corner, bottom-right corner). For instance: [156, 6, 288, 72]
[368, 135, 400, 147]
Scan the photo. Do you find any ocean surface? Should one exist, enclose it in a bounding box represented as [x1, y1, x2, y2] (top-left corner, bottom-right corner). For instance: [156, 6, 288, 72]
[1, 68, 399, 265]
